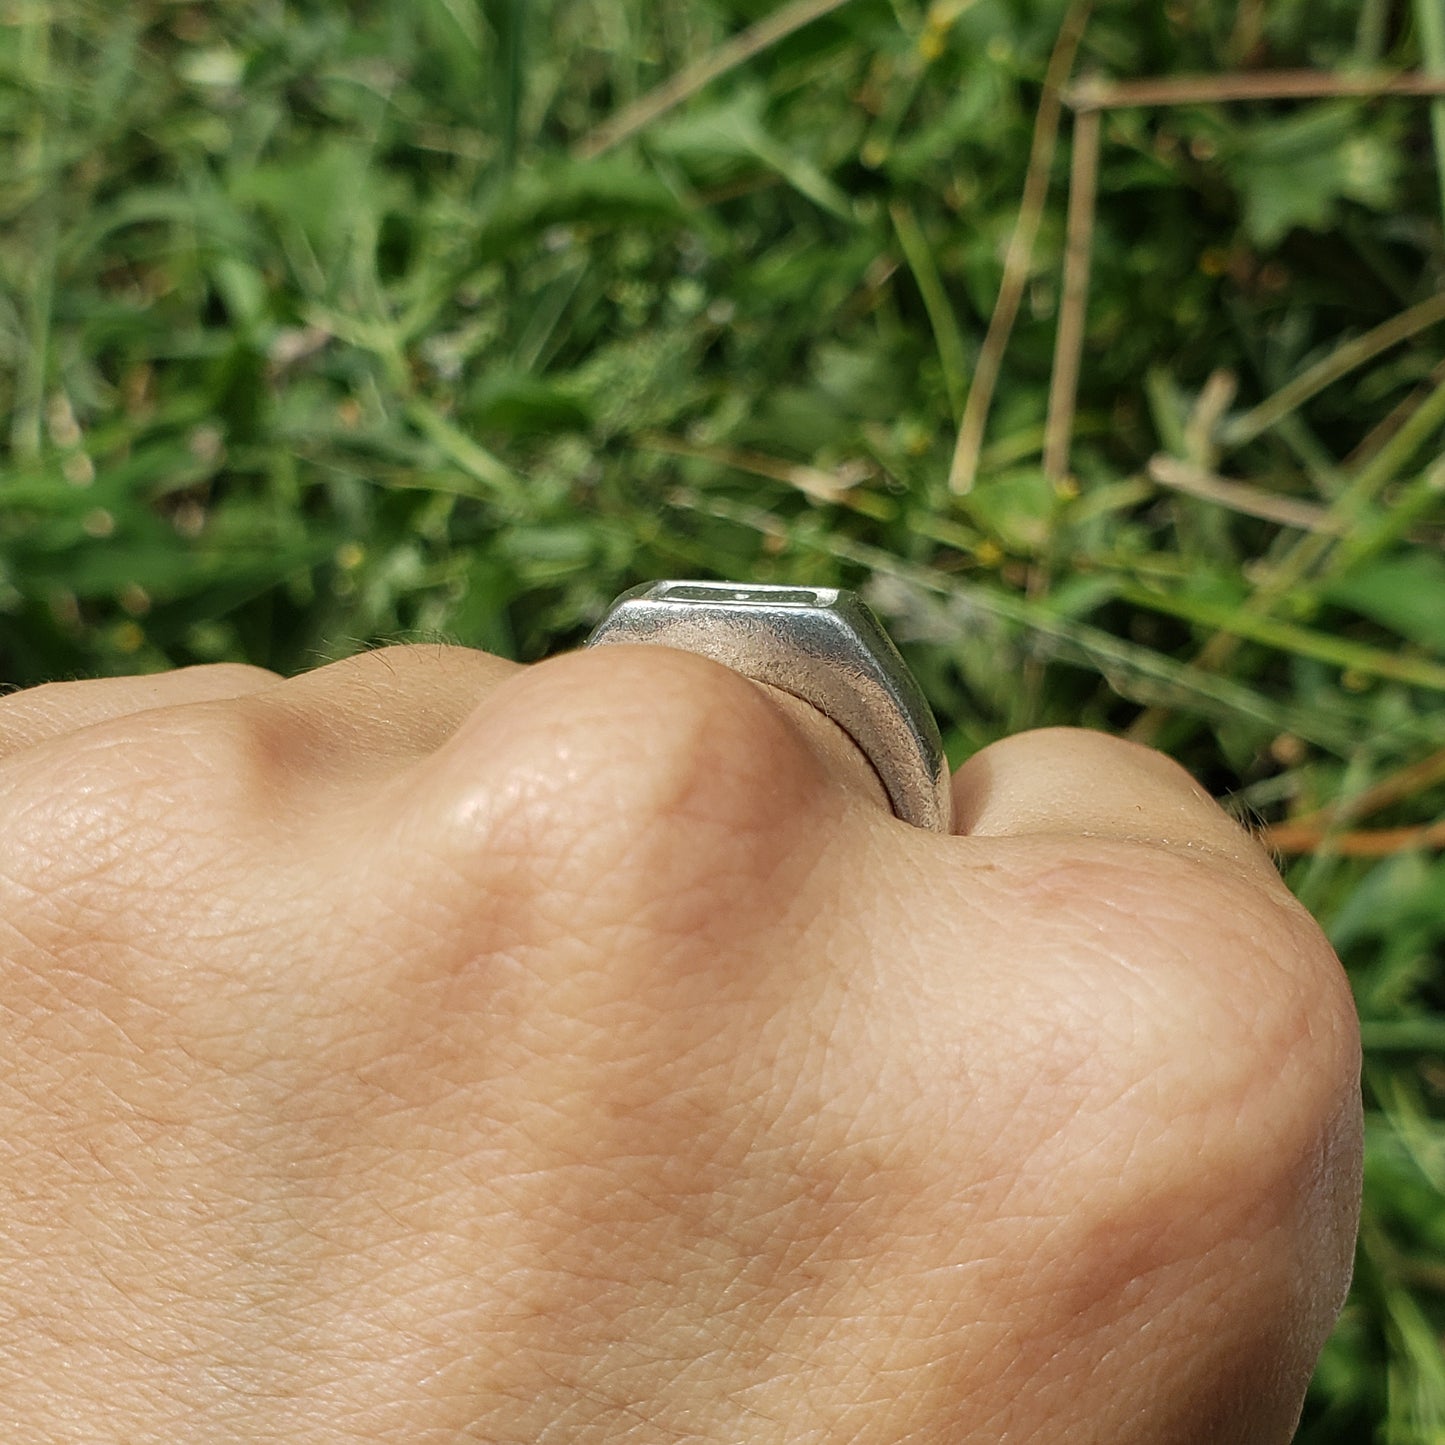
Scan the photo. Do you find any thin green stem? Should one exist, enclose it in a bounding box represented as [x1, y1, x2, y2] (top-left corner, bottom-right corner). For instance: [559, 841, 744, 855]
[1414, 0, 1445, 235]
[10, 1, 55, 463]
[1116, 582, 1445, 692]
[889, 201, 969, 421]
[1222, 292, 1445, 450]
[1239, 371, 1445, 613]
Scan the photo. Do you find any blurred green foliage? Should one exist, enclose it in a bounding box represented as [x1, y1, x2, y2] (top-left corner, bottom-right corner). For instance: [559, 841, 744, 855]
[1, 1, 1443, 1438]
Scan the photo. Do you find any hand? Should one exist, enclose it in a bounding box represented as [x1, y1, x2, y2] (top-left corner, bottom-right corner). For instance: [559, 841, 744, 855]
[0, 643, 1360, 1443]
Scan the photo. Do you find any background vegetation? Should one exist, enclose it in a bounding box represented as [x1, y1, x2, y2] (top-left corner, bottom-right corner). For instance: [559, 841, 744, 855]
[2, 0, 1442, 1437]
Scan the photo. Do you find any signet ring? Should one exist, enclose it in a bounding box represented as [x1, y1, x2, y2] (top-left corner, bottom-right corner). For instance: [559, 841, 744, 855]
[584, 580, 952, 832]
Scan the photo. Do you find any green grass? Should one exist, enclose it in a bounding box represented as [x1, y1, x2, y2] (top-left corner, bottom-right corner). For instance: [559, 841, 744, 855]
[2, 1, 1443, 1437]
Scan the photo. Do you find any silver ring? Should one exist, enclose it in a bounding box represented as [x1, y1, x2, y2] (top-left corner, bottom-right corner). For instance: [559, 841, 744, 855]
[584, 580, 952, 832]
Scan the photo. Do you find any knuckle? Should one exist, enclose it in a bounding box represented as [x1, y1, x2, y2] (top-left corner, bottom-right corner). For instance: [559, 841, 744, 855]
[1173, 861, 1358, 1105]
[422, 645, 823, 941]
[0, 699, 294, 901]
[982, 843, 1359, 1182]
[1093, 849, 1359, 1216]
[0, 696, 322, 1014]
[180, 661, 280, 691]
[483, 645, 808, 839]
[959, 845, 1361, 1356]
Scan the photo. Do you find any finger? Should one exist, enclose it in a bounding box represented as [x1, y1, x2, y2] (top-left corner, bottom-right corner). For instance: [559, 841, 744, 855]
[391, 642, 892, 837]
[275, 641, 899, 1091]
[0, 647, 523, 822]
[951, 726, 1276, 877]
[330, 644, 891, 950]
[0, 664, 281, 761]
[231, 644, 881, 813]
[247, 643, 524, 773]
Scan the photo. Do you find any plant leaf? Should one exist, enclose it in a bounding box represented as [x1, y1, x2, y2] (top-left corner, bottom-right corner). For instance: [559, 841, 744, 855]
[1225, 103, 1402, 249]
[1325, 551, 1445, 654]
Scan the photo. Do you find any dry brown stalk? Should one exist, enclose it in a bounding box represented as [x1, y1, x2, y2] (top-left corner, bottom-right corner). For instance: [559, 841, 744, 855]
[1067, 68, 1445, 112]
[1129, 369, 1445, 743]
[1182, 369, 1238, 465]
[948, 0, 1093, 493]
[1147, 456, 1345, 532]
[1264, 818, 1445, 856]
[636, 432, 865, 503]
[1042, 103, 1100, 481]
[1280, 748, 1445, 833]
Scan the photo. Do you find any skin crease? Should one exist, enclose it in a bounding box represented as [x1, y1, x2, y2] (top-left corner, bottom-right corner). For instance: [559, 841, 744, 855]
[0, 643, 1361, 1444]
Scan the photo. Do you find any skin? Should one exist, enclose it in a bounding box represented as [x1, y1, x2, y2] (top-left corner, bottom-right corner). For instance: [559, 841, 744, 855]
[0, 642, 1361, 1443]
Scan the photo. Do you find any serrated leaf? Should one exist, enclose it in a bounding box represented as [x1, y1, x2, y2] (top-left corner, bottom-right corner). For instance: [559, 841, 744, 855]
[1225, 104, 1402, 249]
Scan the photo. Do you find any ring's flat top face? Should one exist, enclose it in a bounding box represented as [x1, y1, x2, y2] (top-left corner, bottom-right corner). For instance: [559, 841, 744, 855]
[654, 582, 835, 608]
[585, 580, 952, 833]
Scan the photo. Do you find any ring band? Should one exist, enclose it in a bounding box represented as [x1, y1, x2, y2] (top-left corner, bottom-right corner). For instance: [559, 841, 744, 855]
[584, 580, 952, 832]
